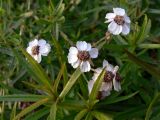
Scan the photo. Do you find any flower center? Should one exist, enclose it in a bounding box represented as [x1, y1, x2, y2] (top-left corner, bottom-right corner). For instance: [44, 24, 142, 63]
[104, 71, 115, 82]
[31, 45, 40, 55]
[77, 51, 90, 61]
[115, 73, 122, 82]
[114, 15, 125, 25]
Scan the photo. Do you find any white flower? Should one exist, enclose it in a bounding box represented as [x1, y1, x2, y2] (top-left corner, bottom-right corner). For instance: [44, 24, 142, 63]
[105, 8, 131, 35]
[88, 60, 122, 99]
[67, 41, 98, 72]
[26, 39, 51, 63]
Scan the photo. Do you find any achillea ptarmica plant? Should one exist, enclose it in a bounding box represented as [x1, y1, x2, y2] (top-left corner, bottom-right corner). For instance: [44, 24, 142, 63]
[105, 8, 131, 35]
[88, 60, 122, 99]
[68, 41, 98, 72]
[26, 39, 51, 63]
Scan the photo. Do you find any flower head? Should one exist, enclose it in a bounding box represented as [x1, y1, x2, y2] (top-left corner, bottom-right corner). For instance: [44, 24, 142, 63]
[26, 39, 51, 63]
[105, 8, 131, 35]
[88, 60, 122, 99]
[68, 41, 98, 72]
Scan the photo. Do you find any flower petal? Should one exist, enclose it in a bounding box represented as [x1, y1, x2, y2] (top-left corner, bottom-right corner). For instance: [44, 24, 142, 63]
[89, 48, 98, 58]
[100, 82, 112, 92]
[86, 43, 91, 51]
[108, 21, 118, 33]
[92, 68, 102, 81]
[38, 39, 47, 46]
[68, 54, 78, 64]
[112, 25, 122, 35]
[69, 47, 78, 55]
[113, 8, 125, 16]
[26, 46, 32, 54]
[33, 54, 42, 63]
[103, 60, 109, 68]
[113, 78, 121, 92]
[124, 15, 131, 23]
[101, 91, 111, 98]
[29, 39, 38, 47]
[105, 18, 114, 23]
[105, 13, 116, 19]
[122, 24, 130, 35]
[88, 80, 95, 94]
[107, 64, 114, 72]
[76, 41, 88, 51]
[71, 60, 80, 68]
[113, 66, 119, 75]
[80, 61, 91, 72]
[40, 43, 51, 56]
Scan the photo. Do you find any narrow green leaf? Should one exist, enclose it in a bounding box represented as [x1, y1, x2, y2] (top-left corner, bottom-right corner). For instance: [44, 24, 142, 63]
[138, 44, 160, 49]
[99, 91, 139, 104]
[20, 48, 53, 93]
[53, 63, 65, 95]
[125, 50, 160, 79]
[0, 95, 47, 102]
[145, 93, 160, 120]
[10, 102, 17, 120]
[24, 107, 49, 120]
[74, 109, 88, 120]
[89, 68, 106, 101]
[0, 82, 26, 94]
[51, 36, 68, 85]
[85, 112, 93, 120]
[92, 111, 113, 120]
[59, 68, 81, 99]
[13, 98, 49, 120]
[137, 15, 151, 43]
[60, 100, 85, 110]
[22, 81, 51, 94]
[48, 102, 57, 120]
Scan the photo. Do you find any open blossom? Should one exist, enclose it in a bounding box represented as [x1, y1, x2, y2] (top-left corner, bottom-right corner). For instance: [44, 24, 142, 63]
[105, 8, 131, 35]
[88, 60, 122, 99]
[26, 39, 51, 63]
[68, 41, 98, 72]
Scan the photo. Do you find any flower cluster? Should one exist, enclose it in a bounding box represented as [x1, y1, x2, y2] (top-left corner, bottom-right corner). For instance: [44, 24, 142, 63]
[105, 8, 130, 35]
[88, 60, 122, 99]
[67, 41, 98, 72]
[26, 39, 51, 63]
[26, 7, 130, 99]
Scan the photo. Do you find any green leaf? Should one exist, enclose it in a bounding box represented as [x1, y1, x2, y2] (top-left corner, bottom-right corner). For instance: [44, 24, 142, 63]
[85, 112, 93, 120]
[114, 105, 146, 120]
[0, 82, 26, 94]
[13, 98, 49, 120]
[53, 63, 65, 95]
[59, 68, 81, 99]
[60, 100, 85, 110]
[136, 15, 151, 43]
[92, 111, 113, 120]
[138, 44, 160, 49]
[20, 48, 53, 94]
[51, 36, 68, 85]
[99, 91, 139, 105]
[22, 81, 51, 94]
[89, 68, 106, 102]
[145, 93, 160, 120]
[10, 102, 17, 120]
[24, 107, 49, 120]
[74, 109, 88, 120]
[125, 50, 160, 79]
[0, 95, 47, 102]
[48, 102, 57, 120]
